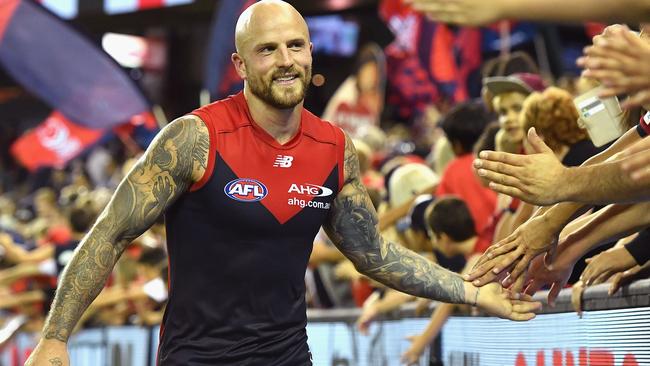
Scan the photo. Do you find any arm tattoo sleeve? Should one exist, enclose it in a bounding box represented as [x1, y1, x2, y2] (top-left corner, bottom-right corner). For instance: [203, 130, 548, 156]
[43, 116, 209, 342]
[324, 134, 466, 304]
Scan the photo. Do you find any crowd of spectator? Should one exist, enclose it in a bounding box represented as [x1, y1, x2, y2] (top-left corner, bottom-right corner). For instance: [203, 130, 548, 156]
[0, 147, 168, 347]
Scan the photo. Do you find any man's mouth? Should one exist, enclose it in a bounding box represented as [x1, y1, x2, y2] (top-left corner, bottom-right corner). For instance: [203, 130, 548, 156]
[273, 73, 299, 85]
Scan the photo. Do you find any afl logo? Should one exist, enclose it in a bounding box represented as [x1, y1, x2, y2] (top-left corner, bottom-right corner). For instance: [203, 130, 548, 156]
[224, 178, 268, 202]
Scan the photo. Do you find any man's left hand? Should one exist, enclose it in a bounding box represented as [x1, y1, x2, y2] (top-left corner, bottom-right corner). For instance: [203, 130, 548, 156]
[471, 282, 541, 321]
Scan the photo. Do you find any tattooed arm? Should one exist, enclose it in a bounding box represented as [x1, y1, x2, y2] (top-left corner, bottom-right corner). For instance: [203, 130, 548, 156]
[25, 116, 209, 366]
[324, 134, 541, 320]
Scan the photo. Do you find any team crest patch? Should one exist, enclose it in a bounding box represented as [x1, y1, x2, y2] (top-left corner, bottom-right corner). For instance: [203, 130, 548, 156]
[224, 178, 268, 202]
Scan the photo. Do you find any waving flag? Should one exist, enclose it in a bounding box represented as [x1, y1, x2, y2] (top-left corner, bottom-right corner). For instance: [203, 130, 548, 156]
[203, 0, 256, 101]
[10, 111, 104, 172]
[0, 0, 150, 129]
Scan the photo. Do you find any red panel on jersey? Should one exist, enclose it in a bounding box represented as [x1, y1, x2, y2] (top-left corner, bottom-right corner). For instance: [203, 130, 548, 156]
[191, 92, 344, 225]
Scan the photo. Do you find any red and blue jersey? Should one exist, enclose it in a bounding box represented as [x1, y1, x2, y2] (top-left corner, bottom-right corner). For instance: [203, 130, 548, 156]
[158, 92, 346, 365]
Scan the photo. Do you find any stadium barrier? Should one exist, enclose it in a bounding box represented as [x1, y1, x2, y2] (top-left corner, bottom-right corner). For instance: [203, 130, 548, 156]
[1, 279, 649, 366]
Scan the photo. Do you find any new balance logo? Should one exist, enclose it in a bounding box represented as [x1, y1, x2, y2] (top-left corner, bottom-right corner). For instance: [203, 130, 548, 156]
[273, 155, 294, 168]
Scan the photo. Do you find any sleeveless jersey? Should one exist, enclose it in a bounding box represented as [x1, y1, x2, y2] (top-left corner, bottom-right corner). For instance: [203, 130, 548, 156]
[158, 92, 346, 365]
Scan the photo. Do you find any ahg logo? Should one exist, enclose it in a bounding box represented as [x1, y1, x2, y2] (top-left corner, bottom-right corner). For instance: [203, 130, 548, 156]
[273, 155, 293, 168]
[288, 183, 333, 197]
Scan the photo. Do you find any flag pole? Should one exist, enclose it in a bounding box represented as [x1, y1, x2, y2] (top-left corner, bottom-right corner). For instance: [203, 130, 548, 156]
[152, 104, 168, 128]
[200, 89, 211, 107]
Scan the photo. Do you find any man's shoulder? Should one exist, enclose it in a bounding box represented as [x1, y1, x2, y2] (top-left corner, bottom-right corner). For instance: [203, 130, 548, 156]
[191, 93, 241, 116]
[302, 108, 344, 145]
[188, 93, 247, 131]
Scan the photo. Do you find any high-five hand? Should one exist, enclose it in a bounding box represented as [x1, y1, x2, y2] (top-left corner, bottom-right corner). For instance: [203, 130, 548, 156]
[474, 128, 569, 206]
[471, 282, 541, 321]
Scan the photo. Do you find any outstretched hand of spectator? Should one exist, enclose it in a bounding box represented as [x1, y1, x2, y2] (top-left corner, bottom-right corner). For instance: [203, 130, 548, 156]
[573, 260, 650, 316]
[466, 214, 560, 294]
[620, 136, 650, 182]
[401, 334, 427, 365]
[580, 246, 637, 287]
[473, 128, 569, 206]
[608, 262, 650, 295]
[405, 0, 503, 26]
[524, 254, 574, 307]
[571, 280, 586, 317]
[356, 292, 381, 335]
[578, 25, 650, 108]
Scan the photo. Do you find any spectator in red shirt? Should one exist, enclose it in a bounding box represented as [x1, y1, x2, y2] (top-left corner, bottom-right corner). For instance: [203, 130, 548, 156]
[436, 100, 496, 232]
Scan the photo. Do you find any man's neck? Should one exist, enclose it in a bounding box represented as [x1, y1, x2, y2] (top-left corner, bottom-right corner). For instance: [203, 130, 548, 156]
[244, 87, 303, 145]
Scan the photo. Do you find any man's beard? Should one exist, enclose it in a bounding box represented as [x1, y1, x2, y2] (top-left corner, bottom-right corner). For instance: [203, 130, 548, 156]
[247, 66, 311, 109]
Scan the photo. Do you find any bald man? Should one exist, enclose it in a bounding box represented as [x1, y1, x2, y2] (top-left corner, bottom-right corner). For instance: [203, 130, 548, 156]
[26, 2, 540, 365]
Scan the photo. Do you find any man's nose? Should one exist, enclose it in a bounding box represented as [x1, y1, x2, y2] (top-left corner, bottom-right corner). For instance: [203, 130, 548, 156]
[276, 46, 293, 68]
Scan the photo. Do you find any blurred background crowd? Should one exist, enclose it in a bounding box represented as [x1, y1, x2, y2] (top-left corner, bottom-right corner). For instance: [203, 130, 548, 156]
[2, 0, 650, 364]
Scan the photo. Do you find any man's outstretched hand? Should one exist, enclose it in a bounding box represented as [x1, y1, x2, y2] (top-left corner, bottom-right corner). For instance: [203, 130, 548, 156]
[472, 282, 541, 321]
[473, 128, 569, 206]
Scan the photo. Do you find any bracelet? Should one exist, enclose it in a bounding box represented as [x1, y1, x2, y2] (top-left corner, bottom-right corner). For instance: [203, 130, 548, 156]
[473, 287, 480, 307]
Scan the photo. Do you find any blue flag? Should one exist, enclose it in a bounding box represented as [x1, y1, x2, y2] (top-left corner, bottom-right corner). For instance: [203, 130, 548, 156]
[0, 0, 150, 129]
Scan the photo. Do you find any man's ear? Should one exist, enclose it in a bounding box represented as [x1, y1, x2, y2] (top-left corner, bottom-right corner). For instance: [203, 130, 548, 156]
[231, 53, 247, 79]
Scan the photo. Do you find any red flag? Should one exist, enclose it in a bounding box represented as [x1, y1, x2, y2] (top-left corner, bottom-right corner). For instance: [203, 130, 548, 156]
[10, 111, 103, 171]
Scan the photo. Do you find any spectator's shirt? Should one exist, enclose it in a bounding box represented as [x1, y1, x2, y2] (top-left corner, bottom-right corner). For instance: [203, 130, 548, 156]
[561, 139, 605, 167]
[159, 92, 346, 366]
[436, 154, 497, 233]
[330, 101, 375, 137]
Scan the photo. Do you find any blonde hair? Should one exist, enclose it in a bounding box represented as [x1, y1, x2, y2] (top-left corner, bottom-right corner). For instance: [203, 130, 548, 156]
[520, 87, 587, 152]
